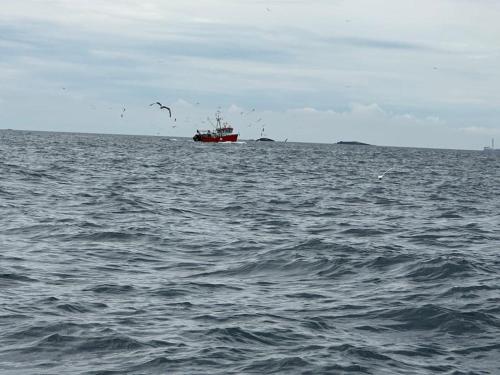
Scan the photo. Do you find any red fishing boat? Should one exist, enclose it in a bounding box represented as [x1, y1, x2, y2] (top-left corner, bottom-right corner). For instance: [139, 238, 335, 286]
[193, 111, 238, 143]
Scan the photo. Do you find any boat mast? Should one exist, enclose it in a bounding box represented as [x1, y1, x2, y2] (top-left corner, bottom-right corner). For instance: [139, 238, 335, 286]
[215, 111, 222, 130]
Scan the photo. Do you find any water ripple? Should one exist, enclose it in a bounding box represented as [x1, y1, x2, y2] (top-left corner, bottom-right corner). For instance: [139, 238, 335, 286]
[1, 130, 499, 374]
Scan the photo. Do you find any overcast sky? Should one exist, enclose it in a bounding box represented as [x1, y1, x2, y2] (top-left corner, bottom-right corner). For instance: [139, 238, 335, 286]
[1, 0, 499, 149]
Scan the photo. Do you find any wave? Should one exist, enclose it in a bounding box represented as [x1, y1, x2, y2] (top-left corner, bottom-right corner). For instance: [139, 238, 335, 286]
[205, 326, 302, 346]
[405, 256, 489, 281]
[364, 253, 414, 269]
[56, 302, 107, 313]
[240, 356, 311, 373]
[0, 273, 37, 284]
[440, 284, 497, 297]
[375, 304, 500, 334]
[328, 343, 393, 361]
[85, 284, 135, 294]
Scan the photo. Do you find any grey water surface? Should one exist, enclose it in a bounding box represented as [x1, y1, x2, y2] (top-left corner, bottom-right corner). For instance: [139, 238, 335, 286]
[1, 130, 499, 374]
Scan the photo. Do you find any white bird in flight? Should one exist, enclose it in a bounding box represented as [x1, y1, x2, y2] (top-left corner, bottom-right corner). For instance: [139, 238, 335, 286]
[378, 167, 394, 180]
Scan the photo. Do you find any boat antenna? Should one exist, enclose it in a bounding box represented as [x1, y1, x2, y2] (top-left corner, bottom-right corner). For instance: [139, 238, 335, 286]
[215, 110, 222, 128]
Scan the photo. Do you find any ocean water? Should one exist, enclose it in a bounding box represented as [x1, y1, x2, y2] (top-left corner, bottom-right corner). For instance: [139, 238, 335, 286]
[1, 130, 499, 374]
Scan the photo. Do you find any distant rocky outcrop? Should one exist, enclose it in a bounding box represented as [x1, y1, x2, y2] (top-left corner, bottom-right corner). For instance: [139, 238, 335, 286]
[336, 141, 370, 146]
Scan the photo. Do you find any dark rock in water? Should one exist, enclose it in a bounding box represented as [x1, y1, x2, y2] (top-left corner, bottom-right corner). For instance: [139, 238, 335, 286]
[337, 141, 370, 145]
[256, 138, 275, 142]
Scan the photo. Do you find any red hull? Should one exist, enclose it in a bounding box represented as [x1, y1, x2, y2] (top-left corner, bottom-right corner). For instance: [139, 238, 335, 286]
[194, 134, 238, 143]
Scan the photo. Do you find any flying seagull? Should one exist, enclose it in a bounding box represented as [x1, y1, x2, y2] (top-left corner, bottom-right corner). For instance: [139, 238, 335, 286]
[241, 108, 256, 117]
[161, 106, 172, 117]
[150, 102, 172, 117]
[378, 167, 394, 180]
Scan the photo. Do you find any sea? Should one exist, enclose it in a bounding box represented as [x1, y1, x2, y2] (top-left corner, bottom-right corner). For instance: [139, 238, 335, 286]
[1, 130, 499, 374]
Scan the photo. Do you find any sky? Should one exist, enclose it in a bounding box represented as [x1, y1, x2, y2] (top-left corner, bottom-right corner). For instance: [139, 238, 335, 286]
[1, 0, 499, 149]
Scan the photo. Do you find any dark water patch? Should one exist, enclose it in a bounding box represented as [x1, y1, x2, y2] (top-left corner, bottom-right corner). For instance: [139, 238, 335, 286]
[85, 284, 135, 294]
[436, 211, 463, 219]
[188, 281, 244, 291]
[78, 221, 104, 229]
[240, 356, 311, 374]
[37, 333, 77, 347]
[21, 332, 162, 357]
[0, 313, 30, 321]
[354, 325, 391, 333]
[205, 326, 301, 346]
[285, 292, 326, 299]
[74, 335, 149, 352]
[405, 257, 484, 282]
[3, 224, 57, 235]
[0, 272, 37, 285]
[364, 253, 414, 269]
[272, 238, 346, 255]
[390, 343, 447, 358]
[374, 196, 400, 205]
[68, 231, 146, 242]
[340, 228, 387, 236]
[423, 364, 456, 373]
[6, 322, 83, 341]
[191, 314, 231, 323]
[318, 363, 370, 373]
[316, 257, 355, 278]
[151, 287, 189, 298]
[56, 302, 107, 314]
[301, 316, 334, 331]
[440, 284, 497, 297]
[376, 304, 500, 334]
[329, 343, 393, 362]
[452, 343, 500, 355]
[39, 296, 59, 304]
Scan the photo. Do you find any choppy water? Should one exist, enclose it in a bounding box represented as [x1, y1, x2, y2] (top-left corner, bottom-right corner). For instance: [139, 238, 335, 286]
[1, 130, 499, 374]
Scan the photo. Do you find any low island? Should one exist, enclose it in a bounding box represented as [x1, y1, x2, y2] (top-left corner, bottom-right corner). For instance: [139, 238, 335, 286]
[336, 141, 370, 146]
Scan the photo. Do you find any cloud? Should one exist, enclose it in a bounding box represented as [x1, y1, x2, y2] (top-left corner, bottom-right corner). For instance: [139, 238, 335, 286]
[324, 36, 432, 51]
[288, 107, 325, 114]
[460, 126, 500, 136]
[349, 103, 385, 116]
[228, 104, 244, 113]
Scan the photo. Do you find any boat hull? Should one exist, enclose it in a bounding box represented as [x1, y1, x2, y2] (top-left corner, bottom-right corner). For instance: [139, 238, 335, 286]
[193, 134, 238, 143]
